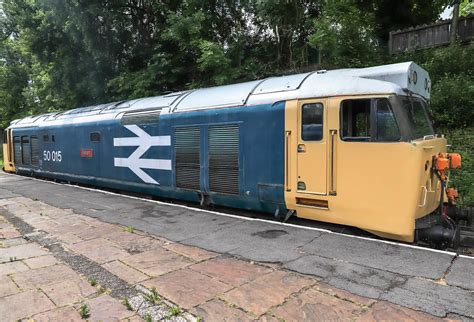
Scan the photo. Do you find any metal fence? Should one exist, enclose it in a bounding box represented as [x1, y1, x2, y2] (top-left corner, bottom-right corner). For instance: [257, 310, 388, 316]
[389, 15, 474, 55]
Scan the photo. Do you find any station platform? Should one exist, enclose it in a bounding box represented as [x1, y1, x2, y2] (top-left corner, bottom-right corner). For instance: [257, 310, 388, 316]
[0, 172, 472, 321]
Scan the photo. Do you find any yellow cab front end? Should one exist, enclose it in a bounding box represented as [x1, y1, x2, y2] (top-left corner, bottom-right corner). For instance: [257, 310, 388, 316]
[2, 128, 16, 173]
[285, 91, 463, 246]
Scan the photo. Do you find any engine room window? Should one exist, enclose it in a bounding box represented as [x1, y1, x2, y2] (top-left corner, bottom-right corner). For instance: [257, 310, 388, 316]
[2, 130, 6, 144]
[341, 99, 371, 141]
[376, 99, 400, 141]
[90, 132, 100, 143]
[301, 103, 323, 141]
[43, 134, 49, 142]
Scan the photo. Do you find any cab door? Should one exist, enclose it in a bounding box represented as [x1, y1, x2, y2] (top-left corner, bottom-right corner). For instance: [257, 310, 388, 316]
[296, 99, 327, 195]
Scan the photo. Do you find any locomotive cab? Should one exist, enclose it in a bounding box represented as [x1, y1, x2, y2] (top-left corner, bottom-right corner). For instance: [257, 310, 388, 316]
[2, 129, 15, 173]
[284, 63, 463, 245]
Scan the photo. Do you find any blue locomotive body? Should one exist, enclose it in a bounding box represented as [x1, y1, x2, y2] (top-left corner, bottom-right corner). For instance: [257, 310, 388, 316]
[12, 102, 286, 214]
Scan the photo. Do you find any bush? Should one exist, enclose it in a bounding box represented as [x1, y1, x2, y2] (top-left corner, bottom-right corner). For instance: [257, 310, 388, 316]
[445, 127, 474, 206]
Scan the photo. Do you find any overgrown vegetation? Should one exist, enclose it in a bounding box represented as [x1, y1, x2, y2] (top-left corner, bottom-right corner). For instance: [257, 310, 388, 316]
[88, 278, 97, 287]
[144, 287, 160, 304]
[0, 1, 472, 203]
[122, 297, 133, 311]
[79, 304, 90, 319]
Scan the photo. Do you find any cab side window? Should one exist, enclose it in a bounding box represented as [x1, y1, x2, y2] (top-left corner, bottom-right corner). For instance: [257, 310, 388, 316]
[376, 99, 400, 141]
[341, 99, 371, 141]
[341, 98, 400, 142]
[301, 103, 323, 141]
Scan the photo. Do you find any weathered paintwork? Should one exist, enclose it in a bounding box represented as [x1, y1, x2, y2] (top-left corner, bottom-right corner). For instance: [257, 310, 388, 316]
[4, 62, 447, 242]
[12, 103, 287, 214]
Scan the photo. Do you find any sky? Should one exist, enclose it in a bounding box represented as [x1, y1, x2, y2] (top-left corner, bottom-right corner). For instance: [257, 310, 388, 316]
[440, 6, 453, 19]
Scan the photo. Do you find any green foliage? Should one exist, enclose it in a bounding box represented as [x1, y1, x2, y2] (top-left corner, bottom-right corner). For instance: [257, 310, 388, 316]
[168, 306, 181, 317]
[460, 0, 474, 17]
[88, 277, 97, 286]
[446, 128, 474, 206]
[309, 1, 381, 68]
[79, 304, 90, 319]
[123, 226, 135, 233]
[144, 287, 160, 304]
[122, 297, 133, 311]
[144, 313, 152, 322]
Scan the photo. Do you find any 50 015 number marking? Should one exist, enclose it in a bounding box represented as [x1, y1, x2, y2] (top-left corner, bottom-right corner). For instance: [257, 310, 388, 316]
[43, 150, 62, 162]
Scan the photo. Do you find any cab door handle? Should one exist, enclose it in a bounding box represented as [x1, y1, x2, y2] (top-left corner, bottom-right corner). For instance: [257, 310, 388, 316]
[297, 144, 306, 153]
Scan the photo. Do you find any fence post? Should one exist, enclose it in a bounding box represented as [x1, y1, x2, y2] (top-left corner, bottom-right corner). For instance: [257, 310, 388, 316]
[389, 31, 393, 55]
[451, 1, 460, 44]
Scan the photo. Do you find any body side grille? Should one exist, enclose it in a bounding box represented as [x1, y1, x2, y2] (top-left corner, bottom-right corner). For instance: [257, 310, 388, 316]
[175, 127, 201, 190]
[209, 125, 240, 195]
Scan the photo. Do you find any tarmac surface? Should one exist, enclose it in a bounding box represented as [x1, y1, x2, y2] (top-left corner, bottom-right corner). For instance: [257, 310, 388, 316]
[0, 172, 473, 321]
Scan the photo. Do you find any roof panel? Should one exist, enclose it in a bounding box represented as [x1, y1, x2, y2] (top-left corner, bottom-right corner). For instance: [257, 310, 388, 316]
[252, 72, 312, 95]
[8, 62, 429, 128]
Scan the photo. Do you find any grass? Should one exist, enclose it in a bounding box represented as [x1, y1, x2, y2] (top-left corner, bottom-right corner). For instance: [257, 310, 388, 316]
[144, 287, 160, 304]
[79, 304, 90, 319]
[122, 298, 133, 311]
[98, 286, 108, 294]
[168, 306, 181, 317]
[88, 278, 97, 286]
[144, 313, 152, 322]
[123, 225, 135, 233]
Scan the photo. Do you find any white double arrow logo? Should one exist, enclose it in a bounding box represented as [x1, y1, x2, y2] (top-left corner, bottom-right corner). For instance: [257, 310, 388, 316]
[114, 125, 171, 184]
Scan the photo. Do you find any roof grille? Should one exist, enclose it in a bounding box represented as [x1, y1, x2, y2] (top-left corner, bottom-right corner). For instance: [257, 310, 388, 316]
[175, 127, 201, 190]
[209, 124, 240, 195]
[121, 109, 162, 125]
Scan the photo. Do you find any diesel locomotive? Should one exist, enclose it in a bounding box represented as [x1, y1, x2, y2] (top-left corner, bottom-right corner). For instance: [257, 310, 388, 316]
[2, 62, 467, 247]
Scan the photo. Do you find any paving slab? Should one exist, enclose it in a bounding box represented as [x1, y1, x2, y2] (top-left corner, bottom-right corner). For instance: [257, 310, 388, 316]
[86, 294, 136, 321]
[42, 279, 97, 306]
[0, 289, 55, 321]
[0, 242, 49, 263]
[358, 301, 445, 322]
[445, 256, 474, 290]
[162, 242, 217, 261]
[183, 220, 321, 262]
[221, 270, 314, 316]
[284, 254, 406, 299]
[190, 257, 273, 286]
[301, 233, 455, 279]
[142, 268, 233, 309]
[10, 264, 80, 290]
[67, 238, 130, 264]
[30, 306, 83, 322]
[102, 260, 150, 284]
[381, 277, 474, 317]
[122, 248, 193, 276]
[191, 299, 255, 321]
[0, 260, 30, 275]
[0, 275, 20, 297]
[23, 254, 59, 269]
[270, 288, 362, 321]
